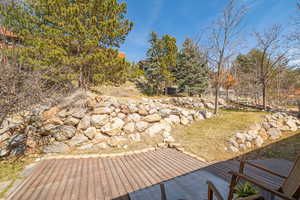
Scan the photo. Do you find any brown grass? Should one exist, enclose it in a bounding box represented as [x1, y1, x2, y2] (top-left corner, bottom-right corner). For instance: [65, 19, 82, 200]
[173, 110, 268, 162]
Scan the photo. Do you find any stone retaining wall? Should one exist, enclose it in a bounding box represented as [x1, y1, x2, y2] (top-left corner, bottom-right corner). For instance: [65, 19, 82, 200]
[0, 93, 213, 157]
[149, 97, 227, 110]
[228, 112, 300, 152]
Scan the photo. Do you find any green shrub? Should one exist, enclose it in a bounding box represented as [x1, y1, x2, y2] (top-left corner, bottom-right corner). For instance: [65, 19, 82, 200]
[234, 182, 259, 198]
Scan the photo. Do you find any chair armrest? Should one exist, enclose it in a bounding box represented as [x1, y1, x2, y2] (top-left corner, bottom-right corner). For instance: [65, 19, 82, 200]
[242, 161, 287, 179]
[207, 181, 224, 200]
[229, 171, 296, 200]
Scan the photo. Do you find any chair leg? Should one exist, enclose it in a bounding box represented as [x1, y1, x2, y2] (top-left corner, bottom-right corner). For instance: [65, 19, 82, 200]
[208, 183, 213, 200]
[228, 174, 238, 200]
[160, 183, 167, 200]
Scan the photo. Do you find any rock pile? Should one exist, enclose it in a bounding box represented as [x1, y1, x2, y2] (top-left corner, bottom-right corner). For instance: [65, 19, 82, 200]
[149, 97, 227, 110]
[0, 94, 213, 156]
[228, 112, 300, 152]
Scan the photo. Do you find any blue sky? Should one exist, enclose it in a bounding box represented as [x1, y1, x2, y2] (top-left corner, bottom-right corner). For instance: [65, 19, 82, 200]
[120, 0, 298, 62]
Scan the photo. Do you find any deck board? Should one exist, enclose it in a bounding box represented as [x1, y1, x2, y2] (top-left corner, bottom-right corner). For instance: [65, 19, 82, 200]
[6, 149, 292, 200]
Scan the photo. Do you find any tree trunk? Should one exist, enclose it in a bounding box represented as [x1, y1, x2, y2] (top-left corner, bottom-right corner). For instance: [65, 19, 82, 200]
[226, 88, 229, 101]
[214, 83, 219, 114]
[262, 82, 266, 110]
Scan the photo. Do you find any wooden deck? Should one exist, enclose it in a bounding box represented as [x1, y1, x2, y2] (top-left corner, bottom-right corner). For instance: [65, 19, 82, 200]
[5, 149, 293, 200]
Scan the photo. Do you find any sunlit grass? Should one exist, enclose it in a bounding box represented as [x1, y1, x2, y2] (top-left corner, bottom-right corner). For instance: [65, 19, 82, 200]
[173, 110, 268, 162]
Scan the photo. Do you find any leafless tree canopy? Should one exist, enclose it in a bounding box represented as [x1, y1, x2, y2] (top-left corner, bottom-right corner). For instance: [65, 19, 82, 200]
[206, 0, 248, 114]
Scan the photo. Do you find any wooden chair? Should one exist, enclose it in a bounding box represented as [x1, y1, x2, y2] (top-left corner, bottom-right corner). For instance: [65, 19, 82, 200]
[207, 153, 300, 200]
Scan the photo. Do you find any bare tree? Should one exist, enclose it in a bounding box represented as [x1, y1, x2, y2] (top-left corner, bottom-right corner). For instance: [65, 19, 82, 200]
[207, 0, 247, 114]
[253, 24, 290, 110]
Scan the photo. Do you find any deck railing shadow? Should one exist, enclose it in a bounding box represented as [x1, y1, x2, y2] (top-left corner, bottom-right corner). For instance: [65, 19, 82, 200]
[112, 133, 300, 200]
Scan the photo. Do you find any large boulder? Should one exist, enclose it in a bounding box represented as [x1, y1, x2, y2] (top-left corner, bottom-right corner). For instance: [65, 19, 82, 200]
[127, 113, 141, 122]
[53, 126, 76, 141]
[84, 127, 97, 140]
[43, 142, 70, 153]
[68, 135, 89, 146]
[70, 108, 87, 119]
[135, 121, 149, 132]
[101, 118, 125, 136]
[77, 115, 91, 130]
[147, 123, 164, 137]
[91, 115, 109, 128]
[267, 128, 282, 140]
[0, 133, 10, 144]
[123, 122, 136, 134]
[286, 119, 298, 131]
[144, 114, 162, 123]
[165, 115, 181, 125]
[64, 117, 80, 126]
[93, 107, 112, 115]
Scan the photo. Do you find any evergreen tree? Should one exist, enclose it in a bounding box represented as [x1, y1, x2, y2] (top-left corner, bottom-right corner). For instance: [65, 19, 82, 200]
[0, 0, 133, 88]
[174, 38, 209, 96]
[145, 32, 178, 94]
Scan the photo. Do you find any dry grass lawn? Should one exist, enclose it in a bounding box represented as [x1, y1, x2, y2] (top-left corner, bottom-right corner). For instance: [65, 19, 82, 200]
[173, 110, 268, 162]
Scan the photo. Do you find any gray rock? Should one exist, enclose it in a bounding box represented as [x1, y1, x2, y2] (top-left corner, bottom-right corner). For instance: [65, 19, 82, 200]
[180, 116, 189, 125]
[53, 126, 76, 141]
[255, 136, 264, 147]
[235, 132, 246, 143]
[268, 128, 282, 140]
[228, 137, 239, 148]
[91, 115, 109, 128]
[239, 144, 247, 151]
[229, 145, 239, 152]
[144, 114, 162, 123]
[0, 133, 10, 143]
[64, 117, 80, 126]
[163, 135, 175, 143]
[101, 118, 125, 136]
[286, 120, 297, 131]
[68, 135, 89, 146]
[262, 122, 271, 130]
[247, 130, 258, 137]
[245, 141, 252, 148]
[147, 123, 164, 137]
[58, 109, 69, 118]
[43, 142, 70, 153]
[123, 122, 135, 134]
[93, 107, 112, 115]
[200, 110, 213, 119]
[194, 112, 205, 121]
[84, 127, 97, 140]
[204, 102, 214, 109]
[117, 113, 126, 120]
[159, 108, 172, 117]
[127, 113, 141, 122]
[70, 108, 87, 119]
[135, 121, 149, 132]
[77, 115, 91, 130]
[165, 115, 181, 125]
[128, 104, 138, 113]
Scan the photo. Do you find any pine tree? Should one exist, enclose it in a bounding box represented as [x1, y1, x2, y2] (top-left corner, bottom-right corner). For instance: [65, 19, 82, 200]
[174, 38, 209, 96]
[145, 32, 178, 95]
[0, 0, 133, 88]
